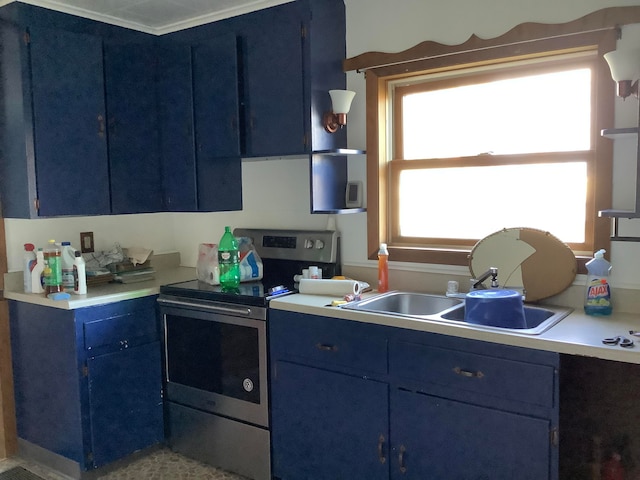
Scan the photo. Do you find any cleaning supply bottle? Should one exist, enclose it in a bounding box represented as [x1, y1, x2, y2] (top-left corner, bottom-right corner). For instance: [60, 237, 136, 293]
[60, 241, 76, 291]
[44, 239, 63, 295]
[23, 243, 36, 293]
[584, 249, 612, 316]
[73, 250, 87, 295]
[31, 248, 45, 294]
[378, 243, 389, 293]
[218, 226, 240, 290]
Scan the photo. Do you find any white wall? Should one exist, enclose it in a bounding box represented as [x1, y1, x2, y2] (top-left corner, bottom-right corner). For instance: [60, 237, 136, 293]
[5, 0, 640, 291]
[4, 157, 331, 272]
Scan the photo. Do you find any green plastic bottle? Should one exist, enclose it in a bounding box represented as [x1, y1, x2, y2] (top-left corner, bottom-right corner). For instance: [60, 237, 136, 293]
[218, 226, 240, 290]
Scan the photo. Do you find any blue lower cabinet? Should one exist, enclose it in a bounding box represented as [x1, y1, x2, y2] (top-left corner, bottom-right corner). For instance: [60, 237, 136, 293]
[269, 310, 559, 480]
[390, 388, 552, 479]
[271, 361, 388, 480]
[87, 342, 163, 468]
[9, 297, 163, 471]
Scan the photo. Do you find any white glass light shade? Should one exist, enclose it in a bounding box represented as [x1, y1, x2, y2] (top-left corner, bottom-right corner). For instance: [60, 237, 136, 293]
[329, 90, 356, 114]
[604, 49, 640, 81]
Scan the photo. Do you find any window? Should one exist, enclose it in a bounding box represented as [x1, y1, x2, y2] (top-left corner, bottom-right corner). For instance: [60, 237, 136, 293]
[393, 57, 593, 248]
[346, 17, 618, 273]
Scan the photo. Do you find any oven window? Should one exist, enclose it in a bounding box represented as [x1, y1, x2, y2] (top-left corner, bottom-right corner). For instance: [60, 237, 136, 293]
[165, 314, 260, 404]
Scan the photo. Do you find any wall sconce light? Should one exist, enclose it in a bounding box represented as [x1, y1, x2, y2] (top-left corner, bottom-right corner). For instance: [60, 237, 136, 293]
[604, 48, 640, 99]
[323, 89, 356, 133]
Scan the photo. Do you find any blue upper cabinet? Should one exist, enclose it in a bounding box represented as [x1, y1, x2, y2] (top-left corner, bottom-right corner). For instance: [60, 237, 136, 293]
[192, 36, 243, 212]
[156, 35, 243, 212]
[238, 7, 306, 157]
[157, 43, 198, 212]
[193, 36, 242, 159]
[236, 0, 348, 157]
[104, 43, 163, 214]
[0, 23, 111, 218]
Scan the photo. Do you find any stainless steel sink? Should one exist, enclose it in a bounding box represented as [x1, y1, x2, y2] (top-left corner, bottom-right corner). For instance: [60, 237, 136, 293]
[340, 291, 572, 335]
[340, 291, 463, 316]
[439, 303, 572, 335]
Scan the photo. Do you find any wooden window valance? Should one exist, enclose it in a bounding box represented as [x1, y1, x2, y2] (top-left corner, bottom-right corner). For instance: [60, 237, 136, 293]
[343, 6, 640, 76]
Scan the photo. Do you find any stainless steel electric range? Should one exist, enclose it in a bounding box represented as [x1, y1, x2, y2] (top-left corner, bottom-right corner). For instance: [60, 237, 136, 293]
[157, 228, 341, 480]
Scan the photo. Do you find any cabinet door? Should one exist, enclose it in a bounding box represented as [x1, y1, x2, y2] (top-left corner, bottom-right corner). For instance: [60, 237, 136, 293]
[157, 42, 197, 212]
[104, 43, 162, 214]
[390, 388, 553, 480]
[193, 36, 241, 159]
[28, 26, 110, 216]
[271, 361, 388, 480]
[241, 8, 305, 157]
[192, 35, 242, 211]
[87, 341, 163, 468]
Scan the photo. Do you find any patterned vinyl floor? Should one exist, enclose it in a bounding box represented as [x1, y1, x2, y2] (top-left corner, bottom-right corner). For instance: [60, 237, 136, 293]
[0, 448, 248, 480]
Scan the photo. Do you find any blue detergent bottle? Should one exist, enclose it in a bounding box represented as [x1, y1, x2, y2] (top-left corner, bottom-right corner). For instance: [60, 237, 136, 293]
[584, 249, 612, 316]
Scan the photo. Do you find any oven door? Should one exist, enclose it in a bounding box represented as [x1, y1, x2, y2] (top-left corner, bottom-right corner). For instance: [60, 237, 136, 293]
[159, 297, 268, 427]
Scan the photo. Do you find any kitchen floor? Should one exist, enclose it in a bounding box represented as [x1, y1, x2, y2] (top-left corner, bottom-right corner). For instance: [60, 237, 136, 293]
[0, 447, 248, 480]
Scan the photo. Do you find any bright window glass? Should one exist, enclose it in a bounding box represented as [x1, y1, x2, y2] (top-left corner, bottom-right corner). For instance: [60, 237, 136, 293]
[402, 69, 592, 159]
[398, 162, 588, 243]
[394, 64, 593, 247]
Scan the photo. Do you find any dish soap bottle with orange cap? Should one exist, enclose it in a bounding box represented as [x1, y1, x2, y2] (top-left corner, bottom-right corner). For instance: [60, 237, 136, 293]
[584, 249, 612, 316]
[378, 243, 389, 293]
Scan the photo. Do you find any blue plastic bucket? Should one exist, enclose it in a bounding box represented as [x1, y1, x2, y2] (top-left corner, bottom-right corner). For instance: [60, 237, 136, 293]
[465, 290, 526, 328]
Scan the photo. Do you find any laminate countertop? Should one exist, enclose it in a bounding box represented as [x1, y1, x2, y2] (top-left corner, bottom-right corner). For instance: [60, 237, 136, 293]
[270, 292, 640, 365]
[3, 266, 196, 310]
[7, 265, 640, 364]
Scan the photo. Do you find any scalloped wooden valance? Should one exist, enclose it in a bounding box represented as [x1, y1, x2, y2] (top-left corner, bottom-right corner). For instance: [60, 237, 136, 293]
[343, 6, 640, 74]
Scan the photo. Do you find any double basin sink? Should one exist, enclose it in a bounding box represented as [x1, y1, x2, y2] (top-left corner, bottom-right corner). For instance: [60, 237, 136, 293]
[340, 291, 572, 335]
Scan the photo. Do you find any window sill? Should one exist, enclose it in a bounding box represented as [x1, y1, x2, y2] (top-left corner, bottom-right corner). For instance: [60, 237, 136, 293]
[377, 245, 588, 275]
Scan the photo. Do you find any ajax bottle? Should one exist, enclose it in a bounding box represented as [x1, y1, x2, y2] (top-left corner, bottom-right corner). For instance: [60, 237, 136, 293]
[44, 239, 63, 295]
[584, 249, 612, 316]
[378, 243, 389, 293]
[23, 243, 36, 293]
[218, 226, 240, 290]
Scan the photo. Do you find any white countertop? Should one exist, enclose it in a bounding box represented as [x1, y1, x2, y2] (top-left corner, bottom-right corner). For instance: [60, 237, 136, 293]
[270, 292, 640, 364]
[3, 267, 196, 309]
[8, 267, 640, 364]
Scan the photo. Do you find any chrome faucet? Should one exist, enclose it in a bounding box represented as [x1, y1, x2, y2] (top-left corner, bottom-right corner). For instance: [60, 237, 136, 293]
[471, 267, 499, 290]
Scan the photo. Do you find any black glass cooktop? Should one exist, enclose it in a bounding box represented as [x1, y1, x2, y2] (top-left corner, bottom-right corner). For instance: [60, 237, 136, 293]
[159, 278, 294, 308]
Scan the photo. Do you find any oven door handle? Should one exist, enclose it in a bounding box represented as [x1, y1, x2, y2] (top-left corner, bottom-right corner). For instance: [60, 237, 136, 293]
[158, 298, 253, 316]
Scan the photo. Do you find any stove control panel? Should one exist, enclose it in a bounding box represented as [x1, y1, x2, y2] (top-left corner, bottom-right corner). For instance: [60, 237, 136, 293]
[234, 228, 340, 263]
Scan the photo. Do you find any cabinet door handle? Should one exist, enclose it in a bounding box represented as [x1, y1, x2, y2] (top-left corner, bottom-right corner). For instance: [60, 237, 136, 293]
[453, 366, 484, 379]
[316, 343, 338, 352]
[97, 114, 105, 138]
[377, 434, 386, 464]
[398, 444, 407, 473]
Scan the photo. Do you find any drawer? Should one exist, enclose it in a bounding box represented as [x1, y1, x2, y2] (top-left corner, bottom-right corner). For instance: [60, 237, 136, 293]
[270, 311, 387, 375]
[390, 340, 556, 408]
[84, 306, 159, 354]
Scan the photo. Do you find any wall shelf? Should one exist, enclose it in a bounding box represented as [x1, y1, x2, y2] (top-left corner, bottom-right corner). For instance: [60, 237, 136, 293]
[600, 124, 640, 241]
[310, 149, 366, 214]
[601, 127, 638, 139]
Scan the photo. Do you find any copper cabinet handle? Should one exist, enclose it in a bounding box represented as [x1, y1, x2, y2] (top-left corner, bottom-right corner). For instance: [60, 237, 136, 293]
[315, 343, 338, 352]
[398, 444, 407, 473]
[378, 434, 386, 464]
[453, 366, 484, 379]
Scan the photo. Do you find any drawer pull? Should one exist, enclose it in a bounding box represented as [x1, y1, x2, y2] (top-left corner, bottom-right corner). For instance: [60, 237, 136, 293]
[378, 434, 386, 464]
[398, 444, 407, 473]
[453, 367, 484, 379]
[316, 343, 338, 352]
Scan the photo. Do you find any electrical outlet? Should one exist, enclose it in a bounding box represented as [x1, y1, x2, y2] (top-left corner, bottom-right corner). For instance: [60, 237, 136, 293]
[80, 232, 94, 253]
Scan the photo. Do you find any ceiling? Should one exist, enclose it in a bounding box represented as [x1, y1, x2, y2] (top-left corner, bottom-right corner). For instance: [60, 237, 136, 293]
[2, 0, 295, 35]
